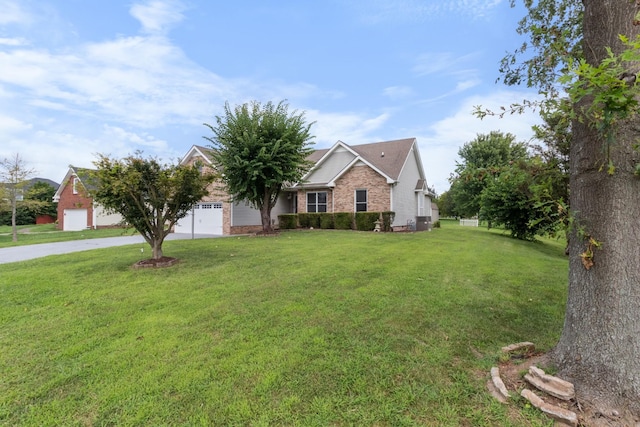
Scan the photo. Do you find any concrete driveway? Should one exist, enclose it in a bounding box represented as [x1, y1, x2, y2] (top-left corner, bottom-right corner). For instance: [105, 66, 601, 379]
[0, 233, 217, 264]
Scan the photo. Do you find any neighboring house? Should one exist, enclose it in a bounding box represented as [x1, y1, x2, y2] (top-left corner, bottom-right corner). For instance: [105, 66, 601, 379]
[53, 166, 122, 231]
[177, 137, 436, 234]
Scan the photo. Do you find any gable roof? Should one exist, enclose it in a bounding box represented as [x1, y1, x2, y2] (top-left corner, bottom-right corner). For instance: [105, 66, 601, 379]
[180, 145, 214, 166]
[349, 138, 416, 181]
[52, 166, 95, 202]
[296, 137, 420, 187]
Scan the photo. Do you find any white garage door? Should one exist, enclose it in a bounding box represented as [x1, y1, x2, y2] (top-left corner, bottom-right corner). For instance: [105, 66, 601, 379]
[63, 209, 88, 231]
[175, 202, 223, 235]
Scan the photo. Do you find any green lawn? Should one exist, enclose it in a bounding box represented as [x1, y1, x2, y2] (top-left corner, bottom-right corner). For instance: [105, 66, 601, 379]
[0, 224, 137, 248]
[0, 223, 567, 426]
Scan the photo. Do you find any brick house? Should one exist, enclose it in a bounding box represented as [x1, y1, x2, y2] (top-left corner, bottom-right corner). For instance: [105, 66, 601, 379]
[291, 138, 436, 228]
[53, 138, 435, 234]
[177, 138, 437, 234]
[176, 145, 293, 235]
[52, 166, 122, 231]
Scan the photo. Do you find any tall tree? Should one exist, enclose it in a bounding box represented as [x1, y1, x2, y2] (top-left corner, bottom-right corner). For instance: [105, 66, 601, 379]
[92, 154, 215, 262]
[449, 131, 527, 217]
[0, 154, 35, 242]
[503, 0, 640, 413]
[24, 181, 58, 218]
[204, 100, 315, 234]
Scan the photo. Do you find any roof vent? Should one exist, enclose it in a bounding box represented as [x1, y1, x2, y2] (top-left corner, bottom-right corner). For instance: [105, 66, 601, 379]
[381, 152, 385, 157]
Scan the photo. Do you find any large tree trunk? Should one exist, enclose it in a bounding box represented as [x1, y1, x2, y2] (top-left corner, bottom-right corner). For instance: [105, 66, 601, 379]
[260, 205, 273, 233]
[151, 239, 164, 259]
[550, 0, 640, 413]
[260, 192, 274, 233]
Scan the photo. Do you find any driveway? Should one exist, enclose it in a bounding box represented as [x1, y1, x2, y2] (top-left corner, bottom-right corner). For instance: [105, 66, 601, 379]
[0, 233, 217, 264]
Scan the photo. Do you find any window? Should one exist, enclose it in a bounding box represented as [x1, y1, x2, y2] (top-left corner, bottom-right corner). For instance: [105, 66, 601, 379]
[307, 191, 327, 212]
[355, 189, 367, 212]
[72, 177, 78, 195]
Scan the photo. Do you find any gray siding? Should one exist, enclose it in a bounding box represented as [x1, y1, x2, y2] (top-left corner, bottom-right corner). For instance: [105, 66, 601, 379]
[231, 193, 291, 227]
[305, 148, 355, 185]
[391, 146, 422, 227]
[231, 200, 261, 226]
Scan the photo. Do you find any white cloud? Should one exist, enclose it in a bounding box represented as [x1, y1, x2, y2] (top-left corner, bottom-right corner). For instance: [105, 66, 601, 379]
[412, 52, 480, 77]
[0, 114, 32, 133]
[454, 78, 481, 92]
[0, 0, 30, 25]
[103, 125, 169, 152]
[383, 86, 414, 99]
[0, 37, 28, 46]
[130, 0, 186, 35]
[0, 123, 184, 183]
[0, 35, 235, 128]
[416, 89, 542, 193]
[350, 0, 505, 24]
[306, 110, 391, 147]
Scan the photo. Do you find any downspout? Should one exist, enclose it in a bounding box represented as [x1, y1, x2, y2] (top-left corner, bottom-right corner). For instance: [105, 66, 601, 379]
[332, 189, 335, 213]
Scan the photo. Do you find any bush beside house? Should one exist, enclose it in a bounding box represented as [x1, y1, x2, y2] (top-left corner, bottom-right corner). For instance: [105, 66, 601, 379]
[279, 211, 395, 232]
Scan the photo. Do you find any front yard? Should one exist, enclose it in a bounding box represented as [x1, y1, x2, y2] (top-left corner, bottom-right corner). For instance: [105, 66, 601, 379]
[0, 224, 567, 426]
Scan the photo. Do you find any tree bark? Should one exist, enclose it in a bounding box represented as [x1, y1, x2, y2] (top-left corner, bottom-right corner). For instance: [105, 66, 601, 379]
[259, 192, 274, 233]
[550, 0, 640, 413]
[152, 239, 163, 259]
[11, 200, 17, 242]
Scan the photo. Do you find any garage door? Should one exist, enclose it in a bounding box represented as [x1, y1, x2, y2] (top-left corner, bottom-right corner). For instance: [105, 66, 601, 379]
[63, 209, 88, 231]
[175, 202, 223, 235]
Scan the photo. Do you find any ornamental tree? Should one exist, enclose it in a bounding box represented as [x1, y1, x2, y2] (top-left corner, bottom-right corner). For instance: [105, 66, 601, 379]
[204, 100, 315, 233]
[92, 153, 215, 262]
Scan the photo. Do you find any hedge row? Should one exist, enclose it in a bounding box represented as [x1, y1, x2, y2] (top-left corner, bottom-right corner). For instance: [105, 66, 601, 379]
[278, 212, 395, 232]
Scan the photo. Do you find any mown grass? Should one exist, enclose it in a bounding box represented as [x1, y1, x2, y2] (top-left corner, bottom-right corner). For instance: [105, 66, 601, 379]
[0, 224, 137, 248]
[0, 223, 567, 426]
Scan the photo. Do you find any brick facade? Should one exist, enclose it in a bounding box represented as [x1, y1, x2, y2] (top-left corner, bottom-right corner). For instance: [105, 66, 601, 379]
[297, 164, 390, 213]
[56, 176, 94, 230]
[333, 164, 390, 212]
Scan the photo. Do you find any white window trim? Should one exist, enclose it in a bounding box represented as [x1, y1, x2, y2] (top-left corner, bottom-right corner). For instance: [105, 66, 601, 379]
[307, 191, 328, 213]
[355, 189, 368, 212]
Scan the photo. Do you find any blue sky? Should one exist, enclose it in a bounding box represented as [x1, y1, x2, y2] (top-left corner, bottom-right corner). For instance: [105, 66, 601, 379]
[0, 0, 541, 193]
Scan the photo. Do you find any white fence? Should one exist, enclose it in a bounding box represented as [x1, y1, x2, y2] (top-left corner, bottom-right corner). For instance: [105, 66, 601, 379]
[459, 218, 479, 227]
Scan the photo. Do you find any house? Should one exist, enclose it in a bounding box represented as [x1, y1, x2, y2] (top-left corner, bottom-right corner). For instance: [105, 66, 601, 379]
[176, 137, 437, 234]
[176, 145, 291, 235]
[291, 138, 436, 228]
[53, 166, 122, 231]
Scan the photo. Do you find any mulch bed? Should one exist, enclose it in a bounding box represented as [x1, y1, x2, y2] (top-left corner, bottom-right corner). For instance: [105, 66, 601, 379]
[133, 257, 179, 269]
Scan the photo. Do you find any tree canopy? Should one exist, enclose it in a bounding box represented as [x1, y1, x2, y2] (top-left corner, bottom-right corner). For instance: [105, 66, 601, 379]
[449, 131, 527, 218]
[91, 153, 215, 261]
[204, 100, 315, 233]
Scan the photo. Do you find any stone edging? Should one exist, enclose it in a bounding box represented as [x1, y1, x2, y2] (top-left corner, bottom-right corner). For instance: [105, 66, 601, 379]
[488, 342, 579, 427]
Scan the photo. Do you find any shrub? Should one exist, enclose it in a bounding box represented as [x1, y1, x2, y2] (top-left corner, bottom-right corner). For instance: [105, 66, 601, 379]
[355, 212, 380, 231]
[381, 211, 395, 232]
[433, 220, 441, 228]
[298, 213, 322, 228]
[319, 213, 334, 229]
[334, 212, 353, 230]
[278, 214, 298, 229]
[297, 213, 310, 228]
